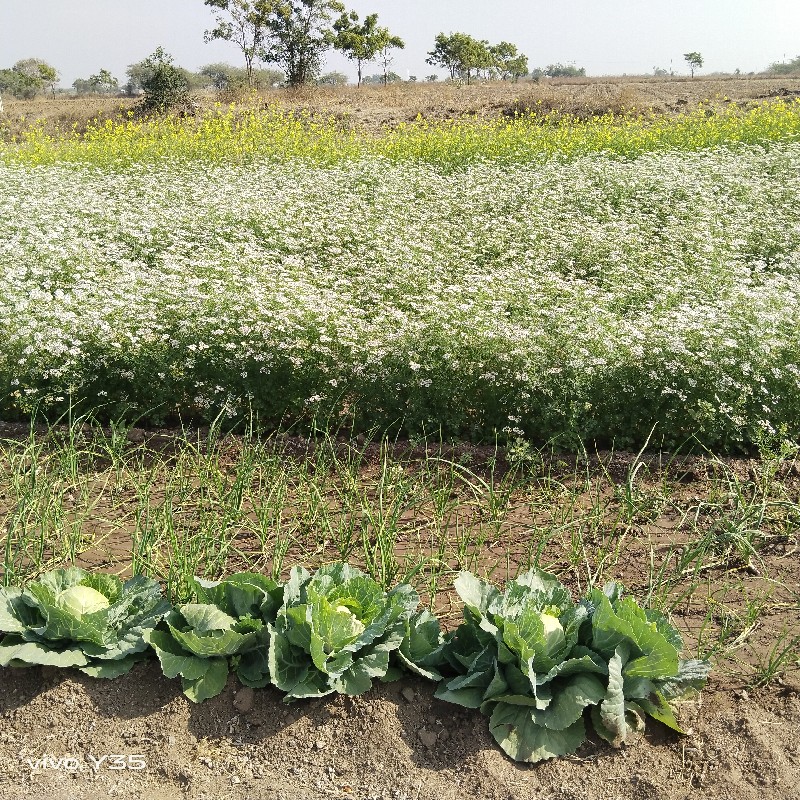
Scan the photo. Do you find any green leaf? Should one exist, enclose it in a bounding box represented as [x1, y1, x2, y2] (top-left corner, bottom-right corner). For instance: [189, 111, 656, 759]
[0, 637, 89, 668]
[268, 627, 311, 695]
[147, 629, 208, 680]
[179, 604, 238, 633]
[615, 597, 678, 679]
[332, 647, 391, 695]
[0, 588, 34, 633]
[631, 691, 685, 733]
[658, 658, 712, 699]
[236, 645, 270, 688]
[454, 572, 500, 616]
[489, 702, 586, 763]
[598, 646, 628, 746]
[78, 654, 142, 678]
[80, 573, 122, 604]
[181, 657, 229, 703]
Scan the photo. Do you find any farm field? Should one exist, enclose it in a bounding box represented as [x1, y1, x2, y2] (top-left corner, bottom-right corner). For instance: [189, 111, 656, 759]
[1, 82, 799, 799]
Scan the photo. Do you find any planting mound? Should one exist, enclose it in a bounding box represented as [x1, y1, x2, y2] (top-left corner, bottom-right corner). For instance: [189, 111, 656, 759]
[0, 664, 798, 800]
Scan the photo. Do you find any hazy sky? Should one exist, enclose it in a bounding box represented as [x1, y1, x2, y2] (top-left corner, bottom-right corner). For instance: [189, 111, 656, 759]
[1, 1, 798, 87]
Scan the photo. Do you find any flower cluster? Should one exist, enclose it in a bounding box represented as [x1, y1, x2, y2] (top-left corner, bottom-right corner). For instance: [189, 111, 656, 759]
[1, 142, 799, 448]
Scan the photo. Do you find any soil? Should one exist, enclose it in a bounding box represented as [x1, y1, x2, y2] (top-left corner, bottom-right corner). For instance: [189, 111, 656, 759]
[0, 663, 798, 800]
[1, 423, 799, 800]
[4, 75, 800, 139]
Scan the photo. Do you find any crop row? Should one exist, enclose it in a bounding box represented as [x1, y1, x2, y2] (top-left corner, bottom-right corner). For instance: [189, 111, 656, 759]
[2, 99, 800, 169]
[0, 563, 709, 764]
[2, 143, 800, 448]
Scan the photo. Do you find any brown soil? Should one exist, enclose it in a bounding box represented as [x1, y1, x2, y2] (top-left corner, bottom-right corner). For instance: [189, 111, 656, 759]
[3, 75, 800, 139]
[1, 424, 799, 798]
[0, 664, 798, 800]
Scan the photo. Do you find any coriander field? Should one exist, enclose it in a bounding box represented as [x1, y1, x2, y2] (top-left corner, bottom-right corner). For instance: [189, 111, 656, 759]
[2, 102, 800, 449]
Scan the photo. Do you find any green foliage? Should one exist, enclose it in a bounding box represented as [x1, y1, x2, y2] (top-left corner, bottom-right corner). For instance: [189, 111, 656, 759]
[0, 59, 59, 99]
[426, 32, 493, 84]
[333, 11, 404, 87]
[767, 55, 800, 75]
[0, 568, 170, 676]
[531, 63, 587, 79]
[316, 70, 348, 86]
[73, 69, 119, 95]
[147, 572, 282, 702]
[262, 0, 345, 86]
[684, 52, 703, 78]
[204, 0, 276, 87]
[137, 48, 191, 113]
[268, 563, 425, 699]
[435, 570, 710, 763]
[199, 62, 283, 90]
[489, 42, 528, 81]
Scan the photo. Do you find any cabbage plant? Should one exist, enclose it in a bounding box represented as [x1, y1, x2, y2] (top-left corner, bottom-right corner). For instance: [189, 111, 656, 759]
[436, 569, 710, 763]
[0, 568, 170, 678]
[146, 572, 282, 703]
[268, 563, 422, 699]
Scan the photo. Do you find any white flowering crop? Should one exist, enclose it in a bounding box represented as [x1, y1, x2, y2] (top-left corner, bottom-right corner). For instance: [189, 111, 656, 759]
[1, 144, 799, 448]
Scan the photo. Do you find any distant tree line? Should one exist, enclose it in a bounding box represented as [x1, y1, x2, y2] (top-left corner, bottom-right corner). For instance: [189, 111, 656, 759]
[768, 55, 800, 75]
[0, 59, 58, 99]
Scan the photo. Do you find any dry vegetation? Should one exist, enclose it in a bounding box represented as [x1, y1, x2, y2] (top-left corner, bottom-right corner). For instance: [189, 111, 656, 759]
[3, 75, 800, 139]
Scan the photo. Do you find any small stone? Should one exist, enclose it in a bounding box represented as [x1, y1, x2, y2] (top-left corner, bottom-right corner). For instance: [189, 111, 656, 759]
[315, 739, 327, 750]
[230, 776, 241, 785]
[234, 687, 255, 714]
[401, 687, 416, 703]
[168, 735, 176, 746]
[418, 728, 438, 749]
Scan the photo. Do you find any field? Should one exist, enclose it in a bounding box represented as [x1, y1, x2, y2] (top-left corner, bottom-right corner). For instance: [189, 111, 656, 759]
[1, 79, 799, 799]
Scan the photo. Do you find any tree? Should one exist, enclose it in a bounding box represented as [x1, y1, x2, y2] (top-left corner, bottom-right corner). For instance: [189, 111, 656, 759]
[73, 69, 119, 95]
[489, 42, 528, 81]
[260, 0, 345, 87]
[426, 33, 492, 84]
[316, 70, 348, 85]
[136, 48, 190, 112]
[2, 59, 59, 98]
[126, 50, 201, 97]
[363, 72, 401, 84]
[542, 63, 586, 78]
[684, 52, 703, 78]
[199, 62, 283, 90]
[203, 0, 276, 87]
[767, 55, 800, 75]
[0, 69, 38, 99]
[333, 11, 404, 87]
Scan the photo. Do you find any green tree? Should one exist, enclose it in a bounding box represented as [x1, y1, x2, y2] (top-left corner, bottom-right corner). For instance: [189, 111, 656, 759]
[4, 59, 59, 98]
[316, 70, 348, 85]
[137, 48, 190, 112]
[199, 61, 282, 89]
[126, 50, 200, 97]
[88, 69, 119, 94]
[767, 55, 800, 75]
[489, 42, 528, 81]
[73, 69, 119, 95]
[0, 69, 38, 99]
[684, 52, 703, 78]
[261, 0, 345, 86]
[333, 11, 404, 87]
[426, 33, 492, 84]
[203, 0, 276, 87]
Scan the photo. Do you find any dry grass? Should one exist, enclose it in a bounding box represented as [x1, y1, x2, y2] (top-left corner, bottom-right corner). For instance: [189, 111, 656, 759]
[3, 75, 800, 138]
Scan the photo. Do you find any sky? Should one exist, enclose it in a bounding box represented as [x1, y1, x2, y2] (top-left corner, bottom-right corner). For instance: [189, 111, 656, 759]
[1, 0, 798, 88]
